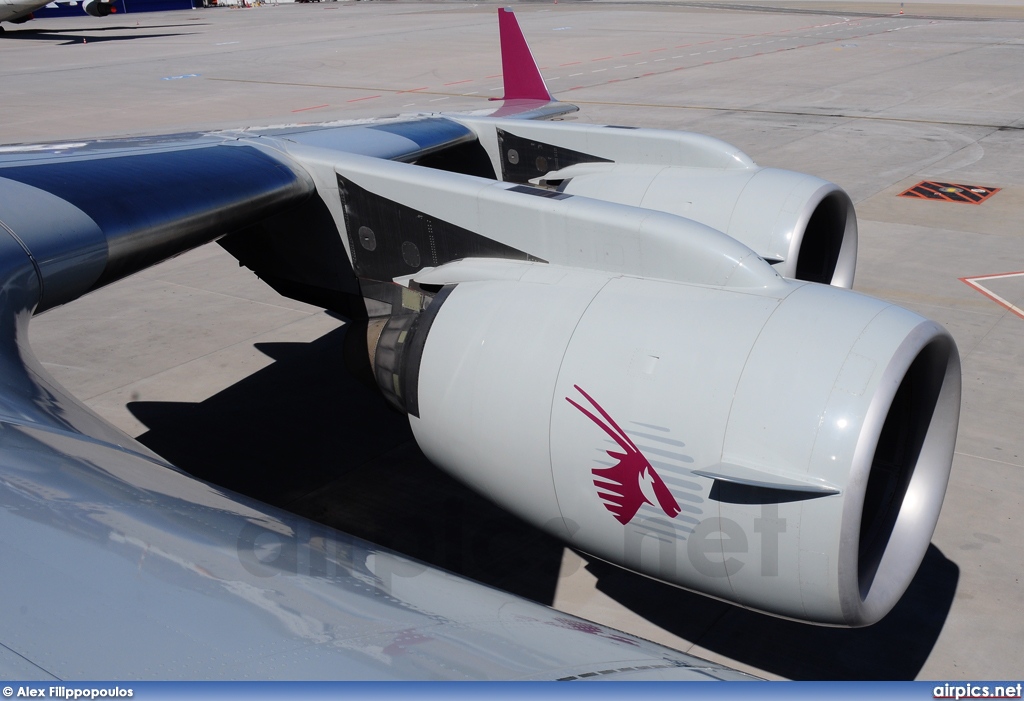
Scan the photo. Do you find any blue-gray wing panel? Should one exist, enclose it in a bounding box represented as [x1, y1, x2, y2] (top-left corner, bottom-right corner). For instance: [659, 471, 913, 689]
[0, 144, 314, 305]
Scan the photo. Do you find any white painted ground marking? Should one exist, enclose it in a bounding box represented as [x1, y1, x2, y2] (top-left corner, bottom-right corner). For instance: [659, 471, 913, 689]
[961, 272, 1024, 320]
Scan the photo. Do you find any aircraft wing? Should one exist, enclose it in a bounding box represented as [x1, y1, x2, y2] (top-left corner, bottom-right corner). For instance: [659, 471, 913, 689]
[0, 7, 961, 680]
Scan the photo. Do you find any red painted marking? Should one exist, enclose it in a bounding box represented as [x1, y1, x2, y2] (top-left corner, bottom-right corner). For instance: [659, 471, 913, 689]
[674, 44, 691, 48]
[443, 79, 473, 86]
[559, 61, 582, 66]
[567, 385, 682, 525]
[568, 85, 584, 91]
[641, 72, 655, 77]
[346, 95, 380, 103]
[498, 8, 551, 100]
[591, 56, 614, 61]
[400, 87, 430, 93]
[622, 51, 642, 56]
[291, 104, 329, 113]
[485, 74, 503, 79]
[650, 47, 667, 52]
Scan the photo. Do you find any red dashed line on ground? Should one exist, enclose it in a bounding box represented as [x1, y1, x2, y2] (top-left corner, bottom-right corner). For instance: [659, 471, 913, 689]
[650, 47, 667, 52]
[399, 87, 429, 93]
[559, 61, 582, 66]
[621, 51, 642, 56]
[444, 79, 473, 86]
[485, 73, 503, 79]
[347, 95, 380, 103]
[291, 104, 329, 113]
[592, 56, 614, 61]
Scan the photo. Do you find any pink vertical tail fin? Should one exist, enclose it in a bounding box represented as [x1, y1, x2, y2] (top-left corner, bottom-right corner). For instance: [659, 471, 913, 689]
[497, 7, 554, 102]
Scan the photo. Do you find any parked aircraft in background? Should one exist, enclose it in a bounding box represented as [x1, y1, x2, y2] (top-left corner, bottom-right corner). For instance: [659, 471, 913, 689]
[0, 0, 115, 29]
[0, 8, 960, 679]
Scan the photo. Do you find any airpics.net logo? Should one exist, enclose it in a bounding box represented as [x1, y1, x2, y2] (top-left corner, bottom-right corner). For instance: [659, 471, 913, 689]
[235, 502, 789, 591]
[933, 683, 1023, 699]
[233, 385, 791, 586]
[235, 376, 790, 589]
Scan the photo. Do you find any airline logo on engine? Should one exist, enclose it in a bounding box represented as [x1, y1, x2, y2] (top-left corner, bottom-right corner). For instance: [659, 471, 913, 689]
[566, 385, 682, 525]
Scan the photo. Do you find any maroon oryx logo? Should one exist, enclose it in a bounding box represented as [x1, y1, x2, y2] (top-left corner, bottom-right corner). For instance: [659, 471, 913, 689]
[566, 385, 681, 525]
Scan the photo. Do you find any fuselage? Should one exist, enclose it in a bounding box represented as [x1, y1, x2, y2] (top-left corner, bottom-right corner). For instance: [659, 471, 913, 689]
[0, 0, 50, 24]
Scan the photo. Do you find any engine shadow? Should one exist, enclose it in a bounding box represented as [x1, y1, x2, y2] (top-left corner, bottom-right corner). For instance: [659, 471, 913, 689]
[127, 323, 568, 605]
[583, 543, 959, 680]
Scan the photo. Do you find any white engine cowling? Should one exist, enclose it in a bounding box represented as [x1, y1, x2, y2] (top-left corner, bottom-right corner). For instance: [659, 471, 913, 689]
[83, 0, 116, 16]
[550, 164, 857, 288]
[388, 265, 959, 626]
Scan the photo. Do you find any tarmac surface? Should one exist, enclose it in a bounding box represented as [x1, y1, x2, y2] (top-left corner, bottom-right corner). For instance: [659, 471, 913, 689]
[3, 0, 1023, 681]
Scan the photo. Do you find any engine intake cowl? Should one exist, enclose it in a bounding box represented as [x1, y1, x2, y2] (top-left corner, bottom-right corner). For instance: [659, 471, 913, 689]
[83, 0, 116, 16]
[551, 164, 857, 288]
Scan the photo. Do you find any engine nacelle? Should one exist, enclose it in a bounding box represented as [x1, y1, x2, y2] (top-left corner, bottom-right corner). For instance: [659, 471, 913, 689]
[550, 164, 857, 288]
[83, 0, 116, 16]
[379, 264, 960, 626]
[452, 117, 858, 288]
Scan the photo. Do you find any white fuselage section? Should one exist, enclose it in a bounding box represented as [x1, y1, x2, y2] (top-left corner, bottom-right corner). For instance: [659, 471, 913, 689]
[1, 0, 50, 23]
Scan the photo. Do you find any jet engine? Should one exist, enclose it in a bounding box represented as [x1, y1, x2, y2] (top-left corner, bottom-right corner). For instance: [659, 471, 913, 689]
[83, 0, 116, 16]
[453, 118, 858, 288]
[287, 140, 957, 628]
[368, 261, 959, 627]
[546, 164, 856, 288]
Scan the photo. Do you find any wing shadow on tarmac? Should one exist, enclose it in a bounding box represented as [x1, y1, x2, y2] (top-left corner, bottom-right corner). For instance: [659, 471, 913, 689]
[127, 321, 958, 680]
[2, 26, 199, 44]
